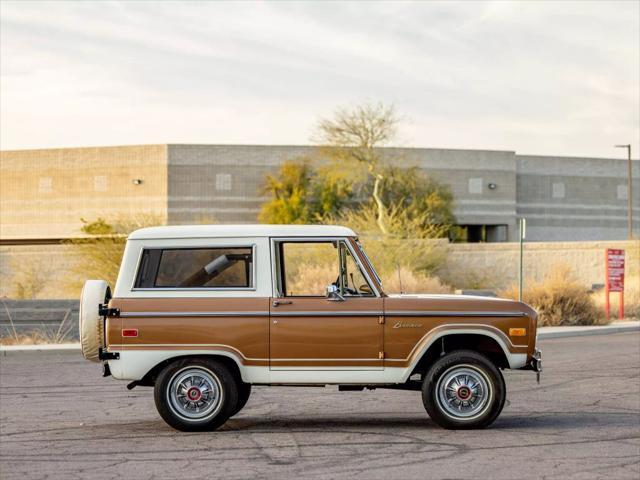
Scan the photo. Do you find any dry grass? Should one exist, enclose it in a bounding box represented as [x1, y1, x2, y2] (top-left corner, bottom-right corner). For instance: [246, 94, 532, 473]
[0, 332, 76, 346]
[381, 267, 452, 294]
[501, 264, 605, 326]
[285, 264, 338, 296]
[591, 273, 640, 320]
[0, 299, 75, 345]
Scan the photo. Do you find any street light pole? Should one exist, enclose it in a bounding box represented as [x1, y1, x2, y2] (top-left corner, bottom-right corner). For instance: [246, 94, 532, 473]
[615, 144, 633, 239]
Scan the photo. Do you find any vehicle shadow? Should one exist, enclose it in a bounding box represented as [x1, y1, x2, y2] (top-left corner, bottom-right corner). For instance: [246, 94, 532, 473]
[225, 416, 433, 431]
[223, 410, 636, 432]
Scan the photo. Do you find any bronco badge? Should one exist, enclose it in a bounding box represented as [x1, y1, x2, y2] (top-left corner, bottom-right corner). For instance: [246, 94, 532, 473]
[393, 321, 423, 329]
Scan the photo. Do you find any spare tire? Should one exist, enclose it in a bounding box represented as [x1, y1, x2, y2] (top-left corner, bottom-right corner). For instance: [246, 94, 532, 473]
[79, 280, 111, 362]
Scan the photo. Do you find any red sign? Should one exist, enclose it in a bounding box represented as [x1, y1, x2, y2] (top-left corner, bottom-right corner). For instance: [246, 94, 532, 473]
[605, 249, 625, 320]
[606, 249, 625, 292]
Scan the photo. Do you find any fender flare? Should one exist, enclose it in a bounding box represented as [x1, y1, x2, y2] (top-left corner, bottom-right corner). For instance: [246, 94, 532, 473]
[400, 325, 524, 382]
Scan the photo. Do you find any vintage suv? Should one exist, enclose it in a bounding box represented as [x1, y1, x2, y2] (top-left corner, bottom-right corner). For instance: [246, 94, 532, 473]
[80, 225, 541, 431]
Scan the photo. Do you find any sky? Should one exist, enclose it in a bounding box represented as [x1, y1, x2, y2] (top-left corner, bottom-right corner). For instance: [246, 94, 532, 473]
[1, 0, 639, 158]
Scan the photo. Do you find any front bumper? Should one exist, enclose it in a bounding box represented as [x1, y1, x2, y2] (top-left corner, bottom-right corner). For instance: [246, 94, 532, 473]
[521, 348, 542, 382]
[531, 348, 542, 382]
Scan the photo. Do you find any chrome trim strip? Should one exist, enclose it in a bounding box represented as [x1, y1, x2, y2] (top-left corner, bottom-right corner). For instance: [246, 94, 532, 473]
[110, 343, 265, 361]
[271, 310, 383, 317]
[119, 311, 269, 318]
[271, 358, 381, 362]
[120, 310, 524, 318]
[385, 311, 528, 317]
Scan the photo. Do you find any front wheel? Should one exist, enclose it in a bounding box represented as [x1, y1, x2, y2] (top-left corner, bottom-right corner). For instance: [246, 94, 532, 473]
[422, 350, 505, 429]
[231, 382, 251, 417]
[154, 358, 239, 431]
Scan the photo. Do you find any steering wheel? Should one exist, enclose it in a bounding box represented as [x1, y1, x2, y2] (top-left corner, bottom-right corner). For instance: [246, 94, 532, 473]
[333, 276, 358, 296]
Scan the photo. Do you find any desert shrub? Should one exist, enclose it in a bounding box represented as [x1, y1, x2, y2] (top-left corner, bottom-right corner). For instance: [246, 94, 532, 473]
[285, 264, 338, 296]
[9, 257, 53, 299]
[63, 214, 162, 296]
[438, 266, 496, 291]
[501, 264, 604, 326]
[359, 237, 448, 278]
[381, 267, 452, 294]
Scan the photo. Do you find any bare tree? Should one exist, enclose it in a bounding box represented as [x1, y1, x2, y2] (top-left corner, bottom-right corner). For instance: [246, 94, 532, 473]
[315, 103, 398, 234]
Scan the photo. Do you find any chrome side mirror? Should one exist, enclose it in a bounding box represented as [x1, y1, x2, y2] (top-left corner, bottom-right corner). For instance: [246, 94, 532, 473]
[326, 284, 344, 302]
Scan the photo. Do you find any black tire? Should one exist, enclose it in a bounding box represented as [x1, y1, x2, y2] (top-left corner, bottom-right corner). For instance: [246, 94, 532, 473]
[231, 382, 252, 417]
[422, 349, 505, 430]
[154, 358, 239, 432]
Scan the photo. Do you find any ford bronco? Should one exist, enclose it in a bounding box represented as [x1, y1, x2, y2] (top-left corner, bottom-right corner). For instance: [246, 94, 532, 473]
[80, 225, 542, 431]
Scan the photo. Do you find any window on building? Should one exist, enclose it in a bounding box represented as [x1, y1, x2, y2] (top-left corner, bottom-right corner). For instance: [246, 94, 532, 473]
[134, 247, 253, 289]
[38, 177, 52, 193]
[215, 173, 232, 191]
[552, 182, 565, 199]
[468, 178, 483, 194]
[450, 224, 508, 243]
[94, 175, 108, 192]
[617, 185, 628, 200]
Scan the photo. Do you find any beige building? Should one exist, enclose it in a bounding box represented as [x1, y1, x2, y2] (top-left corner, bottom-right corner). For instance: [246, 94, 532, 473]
[1, 143, 638, 241]
[0, 145, 168, 238]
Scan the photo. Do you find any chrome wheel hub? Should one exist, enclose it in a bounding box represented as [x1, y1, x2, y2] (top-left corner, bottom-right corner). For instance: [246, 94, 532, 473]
[436, 365, 492, 420]
[167, 367, 222, 421]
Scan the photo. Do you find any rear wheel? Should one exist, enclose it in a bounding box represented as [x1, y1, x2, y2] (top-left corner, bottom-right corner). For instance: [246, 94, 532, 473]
[154, 358, 238, 431]
[422, 350, 505, 429]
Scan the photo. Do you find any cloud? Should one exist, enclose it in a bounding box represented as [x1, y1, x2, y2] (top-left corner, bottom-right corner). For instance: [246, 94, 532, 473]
[1, 0, 638, 158]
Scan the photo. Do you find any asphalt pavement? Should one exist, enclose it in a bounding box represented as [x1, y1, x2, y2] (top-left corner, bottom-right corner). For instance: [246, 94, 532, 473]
[1, 333, 639, 480]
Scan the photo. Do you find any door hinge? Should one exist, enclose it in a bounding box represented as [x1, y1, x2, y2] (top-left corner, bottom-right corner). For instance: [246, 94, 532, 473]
[378, 315, 385, 324]
[379, 351, 385, 359]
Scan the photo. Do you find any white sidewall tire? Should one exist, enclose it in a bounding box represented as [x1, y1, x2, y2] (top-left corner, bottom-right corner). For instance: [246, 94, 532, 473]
[79, 280, 110, 362]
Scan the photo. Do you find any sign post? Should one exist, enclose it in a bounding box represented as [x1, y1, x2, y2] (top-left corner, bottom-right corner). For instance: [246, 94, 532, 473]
[518, 218, 526, 302]
[605, 249, 625, 320]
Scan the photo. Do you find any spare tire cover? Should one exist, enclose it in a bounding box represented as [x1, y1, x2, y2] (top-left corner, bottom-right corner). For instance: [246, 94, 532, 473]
[79, 280, 111, 362]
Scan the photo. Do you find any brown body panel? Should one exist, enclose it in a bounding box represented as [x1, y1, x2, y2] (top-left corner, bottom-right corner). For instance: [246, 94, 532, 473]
[269, 297, 384, 368]
[107, 294, 536, 370]
[109, 297, 270, 366]
[383, 296, 537, 367]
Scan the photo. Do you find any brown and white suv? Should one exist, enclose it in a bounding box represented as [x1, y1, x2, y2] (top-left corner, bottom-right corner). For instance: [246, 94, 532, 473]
[79, 225, 542, 431]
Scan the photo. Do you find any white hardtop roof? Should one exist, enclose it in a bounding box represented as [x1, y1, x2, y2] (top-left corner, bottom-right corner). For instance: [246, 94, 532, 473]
[128, 224, 357, 240]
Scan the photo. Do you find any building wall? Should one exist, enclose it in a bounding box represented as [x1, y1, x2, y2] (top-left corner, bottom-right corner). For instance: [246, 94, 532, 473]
[167, 144, 313, 224]
[445, 239, 639, 290]
[0, 143, 637, 241]
[0, 145, 169, 238]
[516, 155, 640, 241]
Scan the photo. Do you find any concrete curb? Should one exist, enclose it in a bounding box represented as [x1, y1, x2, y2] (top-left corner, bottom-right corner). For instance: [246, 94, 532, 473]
[538, 321, 640, 339]
[1, 322, 638, 352]
[0, 343, 81, 352]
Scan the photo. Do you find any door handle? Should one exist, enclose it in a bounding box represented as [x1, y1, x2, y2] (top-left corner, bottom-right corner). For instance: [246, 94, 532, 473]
[272, 299, 292, 307]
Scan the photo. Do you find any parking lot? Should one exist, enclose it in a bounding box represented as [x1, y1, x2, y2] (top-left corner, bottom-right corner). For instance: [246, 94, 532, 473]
[1, 333, 639, 480]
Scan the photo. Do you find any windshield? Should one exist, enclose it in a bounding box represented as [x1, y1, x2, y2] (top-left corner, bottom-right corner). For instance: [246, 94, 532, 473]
[355, 240, 382, 287]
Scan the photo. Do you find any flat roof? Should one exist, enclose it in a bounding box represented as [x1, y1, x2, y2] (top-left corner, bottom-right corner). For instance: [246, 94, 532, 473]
[128, 224, 357, 240]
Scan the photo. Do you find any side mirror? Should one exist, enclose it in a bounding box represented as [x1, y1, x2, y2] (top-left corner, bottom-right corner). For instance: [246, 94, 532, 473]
[326, 284, 344, 302]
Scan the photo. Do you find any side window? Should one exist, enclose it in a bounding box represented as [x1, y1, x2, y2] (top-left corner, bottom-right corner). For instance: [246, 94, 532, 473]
[275, 240, 374, 297]
[279, 242, 339, 296]
[135, 247, 253, 289]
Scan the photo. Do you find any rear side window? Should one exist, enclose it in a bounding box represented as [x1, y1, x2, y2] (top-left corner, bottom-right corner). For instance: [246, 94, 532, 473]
[134, 247, 253, 289]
